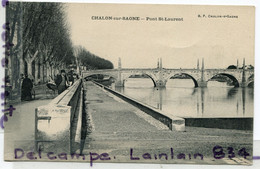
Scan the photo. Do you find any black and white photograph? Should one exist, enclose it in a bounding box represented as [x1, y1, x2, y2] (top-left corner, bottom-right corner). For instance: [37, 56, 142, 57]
[3, 1, 255, 166]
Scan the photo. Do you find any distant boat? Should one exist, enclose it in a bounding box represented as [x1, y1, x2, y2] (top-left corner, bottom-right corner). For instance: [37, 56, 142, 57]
[216, 79, 227, 82]
[103, 76, 110, 80]
[93, 77, 112, 83]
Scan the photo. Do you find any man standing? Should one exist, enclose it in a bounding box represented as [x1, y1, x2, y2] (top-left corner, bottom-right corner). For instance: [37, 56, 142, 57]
[55, 70, 69, 94]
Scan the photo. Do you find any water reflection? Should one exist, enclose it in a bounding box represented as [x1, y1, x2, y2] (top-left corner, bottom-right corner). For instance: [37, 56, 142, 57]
[156, 87, 163, 110]
[114, 79, 253, 118]
[227, 88, 238, 99]
[201, 88, 205, 115]
[242, 88, 246, 116]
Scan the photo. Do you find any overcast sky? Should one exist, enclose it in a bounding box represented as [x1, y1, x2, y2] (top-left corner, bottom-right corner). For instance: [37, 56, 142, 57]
[65, 3, 255, 69]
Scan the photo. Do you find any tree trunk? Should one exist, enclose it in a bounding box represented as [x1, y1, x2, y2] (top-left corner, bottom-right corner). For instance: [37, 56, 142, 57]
[7, 54, 12, 85]
[25, 50, 38, 78]
[11, 55, 20, 89]
[39, 55, 44, 83]
[19, 56, 24, 76]
[46, 62, 49, 81]
[46, 62, 51, 81]
[50, 64, 53, 80]
[35, 60, 38, 84]
[53, 66, 57, 77]
[42, 63, 45, 83]
[38, 63, 42, 84]
[75, 57, 80, 74]
[27, 59, 32, 78]
[43, 63, 47, 83]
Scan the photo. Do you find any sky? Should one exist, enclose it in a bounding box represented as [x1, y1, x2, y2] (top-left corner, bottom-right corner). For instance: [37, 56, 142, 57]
[65, 3, 255, 69]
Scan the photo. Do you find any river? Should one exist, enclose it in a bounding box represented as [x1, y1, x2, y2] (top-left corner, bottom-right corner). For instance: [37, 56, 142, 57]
[113, 78, 254, 118]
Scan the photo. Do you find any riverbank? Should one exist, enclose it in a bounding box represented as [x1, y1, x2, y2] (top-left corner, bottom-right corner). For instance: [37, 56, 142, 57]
[81, 81, 253, 165]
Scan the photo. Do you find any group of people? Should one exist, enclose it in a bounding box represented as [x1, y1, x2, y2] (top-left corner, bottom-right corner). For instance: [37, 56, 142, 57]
[53, 69, 79, 94]
[54, 69, 79, 94]
[21, 69, 79, 101]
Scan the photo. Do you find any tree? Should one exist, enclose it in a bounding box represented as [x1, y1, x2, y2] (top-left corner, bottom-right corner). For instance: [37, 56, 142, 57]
[73, 46, 85, 74]
[6, 1, 113, 95]
[6, 2, 75, 89]
[227, 65, 237, 69]
[76, 47, 114, 70]
[247, 65, 254, 69]
[5, 2, 23, 88]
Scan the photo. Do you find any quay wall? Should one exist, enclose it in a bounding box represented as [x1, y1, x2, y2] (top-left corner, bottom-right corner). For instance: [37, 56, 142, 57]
[92, 81, 185, 132]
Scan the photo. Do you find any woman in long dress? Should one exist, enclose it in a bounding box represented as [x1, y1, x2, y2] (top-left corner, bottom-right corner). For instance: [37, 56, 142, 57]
[21, 75, 33, 101]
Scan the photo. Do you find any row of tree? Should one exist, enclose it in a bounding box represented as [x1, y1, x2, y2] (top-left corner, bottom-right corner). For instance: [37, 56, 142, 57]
[5, 2, 113, 95]
[6, 2, 74, 89]
[74, 46, 114, 70]
[227, 65, 254, 69]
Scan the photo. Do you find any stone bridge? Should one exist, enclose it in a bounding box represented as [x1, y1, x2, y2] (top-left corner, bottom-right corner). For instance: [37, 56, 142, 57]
[82, 59, 254, 88]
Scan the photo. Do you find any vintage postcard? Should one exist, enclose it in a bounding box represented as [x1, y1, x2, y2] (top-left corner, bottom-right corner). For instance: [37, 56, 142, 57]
[3, 2, 255, 166]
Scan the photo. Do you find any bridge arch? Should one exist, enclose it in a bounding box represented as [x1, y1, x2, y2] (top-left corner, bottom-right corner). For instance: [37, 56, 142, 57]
[248, 81, 254, 87]
[248, 81, 254, 88]
[247, 74, 254, 87]
[248, 74, 254, 81]
[208, 73, 239, 87]
[123, 73, 157, 87]
[84, 73, 118, 81]
[167, 73, 199, 88]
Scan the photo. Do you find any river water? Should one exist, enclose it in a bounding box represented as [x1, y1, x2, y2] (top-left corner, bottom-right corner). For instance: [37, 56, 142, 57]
[114, 78, 254, 118]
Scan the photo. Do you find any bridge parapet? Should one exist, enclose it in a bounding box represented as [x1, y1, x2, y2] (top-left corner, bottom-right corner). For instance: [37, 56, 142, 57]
[35, 79, 83, 154]
[82, 68, 254, 88]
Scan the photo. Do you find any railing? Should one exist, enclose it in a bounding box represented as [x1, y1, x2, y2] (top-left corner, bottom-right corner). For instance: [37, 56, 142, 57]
[82, 68, 254, 71]
[35, 79, 83, 153]
[82, 68, 254, 74]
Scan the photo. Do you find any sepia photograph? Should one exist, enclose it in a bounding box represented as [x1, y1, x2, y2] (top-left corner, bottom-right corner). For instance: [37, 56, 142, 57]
[3, 2, 255, 166]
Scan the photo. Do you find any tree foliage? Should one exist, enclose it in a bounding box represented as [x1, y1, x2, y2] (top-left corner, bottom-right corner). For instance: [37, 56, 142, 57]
[6, 2, 113, 90]
[227, 65, 237, 69]
[6, 2, 74, 75]
[76, 46, 114, 70]
[21, 2, 74, 65]
[227, 64, 254, 70]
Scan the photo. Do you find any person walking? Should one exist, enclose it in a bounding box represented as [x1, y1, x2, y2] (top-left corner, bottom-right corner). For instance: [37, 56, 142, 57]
[55, 70, 69, 94]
